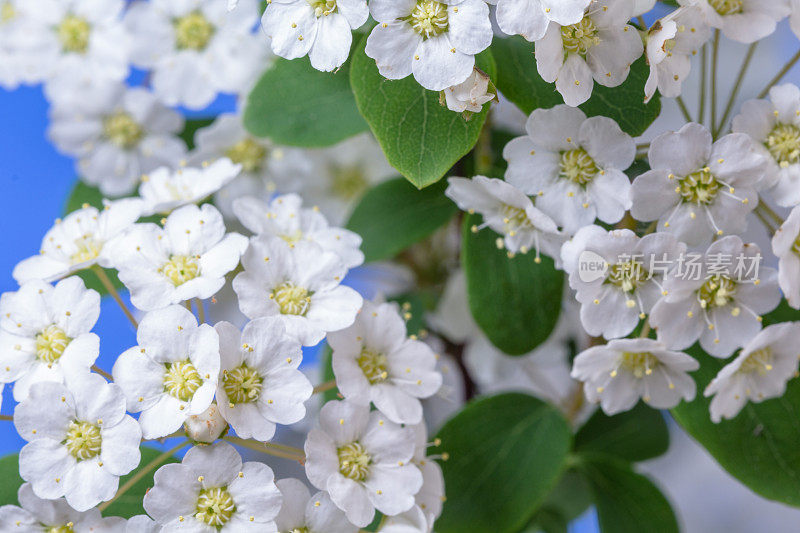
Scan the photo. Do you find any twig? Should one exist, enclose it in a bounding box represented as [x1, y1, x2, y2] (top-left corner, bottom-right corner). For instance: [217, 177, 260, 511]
[91, 365, 113, 382]
[675, 96, 693, 123]
[715, 42, 757, 137]
[0, 414, 13, 421]
[313, 380, 337, 395]
[223, 436, 305, 463]
[710, 30, 720, 132]
[699, 44, 708, 124]
[194, 298, 206, 324]
[91, 266, 138, 328]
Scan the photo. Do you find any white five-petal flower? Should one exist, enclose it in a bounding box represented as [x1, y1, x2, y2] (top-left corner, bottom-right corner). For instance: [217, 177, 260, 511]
[683, 0, 789, 43]
[772, 205, 800, 309]
[112, 305, 220, 439]
[485, 0, 591, 42]
[275, 477, 359, 533]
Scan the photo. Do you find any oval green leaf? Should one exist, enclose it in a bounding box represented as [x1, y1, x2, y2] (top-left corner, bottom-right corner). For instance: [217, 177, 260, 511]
[575, 403, 669, 463]
[435, 392, 572, 533]
[461, 214, 564, 355]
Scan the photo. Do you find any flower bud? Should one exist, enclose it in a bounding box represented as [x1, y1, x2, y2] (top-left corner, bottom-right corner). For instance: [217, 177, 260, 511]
[440, 68, 497, 118]
[184, 403, 227, 444]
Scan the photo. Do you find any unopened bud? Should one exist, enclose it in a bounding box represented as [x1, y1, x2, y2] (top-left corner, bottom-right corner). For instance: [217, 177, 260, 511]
[184, 403, 227, 444]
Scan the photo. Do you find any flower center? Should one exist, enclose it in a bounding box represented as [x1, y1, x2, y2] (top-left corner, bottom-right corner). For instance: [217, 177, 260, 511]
[698, 274, 737, 309]
[222, 364, 263, 404]
[163, 360, 203, 401]
[225, 138, 267, 173]
[357, 347, 389, 385]
[500, 204, 532, 235]
[308, 0, 337, 17]
[1, 2, 15, 23]
[46, 526, 74, 533]
[196, 487, 236, 527]
[288, 529, 310, 533]
[35, 325, 71, 364]
[739, 347, 773, 375]
[607, 260, 647, 293]
[766, 123, 800, 167]
[331, 166, 368, 201]
[792, 234, 800, 256]
[174, 12, 215, 50]
[338, 442, 371, 482]
[57, 15, 91, 53]
[407, 0, 449, 39]
[279, 229, 305, 245]
[559, 148, 599, 185]
[561, 17, 599, 55]
[160, 255, 200, 286]
[103, 112, 143, 149]
[620, 351, 659, 379]
[678, 168, 720, 205]
[709, 0, 743, 15]
[64, 420, 101, 461]
[70, 234, 102, 265]
[271, 281, 312, 316]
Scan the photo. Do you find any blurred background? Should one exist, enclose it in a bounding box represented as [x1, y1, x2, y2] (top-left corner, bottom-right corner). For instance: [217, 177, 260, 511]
[3, 3, 800, 532]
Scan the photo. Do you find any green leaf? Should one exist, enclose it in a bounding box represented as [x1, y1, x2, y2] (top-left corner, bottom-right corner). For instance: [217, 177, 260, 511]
[491, 37, 661, 137]
[461, 214, 564, 355]
[524, 471, 594, 533]
[575, 404, 669, 463]
[0, 447, 179, 518]
[243, 56, 368, 147]
[65, 180, 105, 214]
[435, 393, 572, 533]
[349, 35, 496, 188]
[0, 455, 24, 506]
[578, 455, 679, 533]
[320, 344, 341, 404]
[345, 177, 458, 262]
[670, 302, 800, 507]
[180, 117, 216, 150]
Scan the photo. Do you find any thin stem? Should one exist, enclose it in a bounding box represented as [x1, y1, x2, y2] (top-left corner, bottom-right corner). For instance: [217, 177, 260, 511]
[223, 436, 305, 463]
[757, 47, 800, 99]
[0, 414, 12, 421]
[98, 440, 190, 512]
[91, 265, 138, 328]
[194, 298, 206, 324]
[313, 380, 337, 395]
[637, 15, 647, 30]
[710, 30, 720, 132]
[635, 142, 651, 152]
[639, 320, 652, 339]
[715, 42, 757, 138]
[675, 96, 693, 123]
[758, 203, 785, 227]
[699, 44, 708, 125]
[754, 208, 777, 235]
[91, 364, 113, 382]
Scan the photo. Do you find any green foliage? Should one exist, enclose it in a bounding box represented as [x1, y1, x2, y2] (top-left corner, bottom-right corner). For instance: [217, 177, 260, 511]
[491, 37, 661, 137]
[461, 214, 564, 355]
[525, 471, 594, 533]
[671, 303, 800, 507]
[180, 117, 215, 150]
[320, 344, 340, 404]
[435, 393, 572, 533]
[350, 36, 496, 188]
[577, 455, 679, 533]
[244, 56, 368, 147]
[0, 454, 24, 506]
[346, 177, 458, 262]
[575, 404, 670, 463]
[65, 180, 104, 213]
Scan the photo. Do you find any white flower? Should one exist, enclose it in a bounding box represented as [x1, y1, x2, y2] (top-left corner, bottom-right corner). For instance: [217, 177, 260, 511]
[304, 399, 423, 527]
[125, 515, 159, 533]
[732, 83, 800, 206]
[112, 305, 220, 439]
[563, 225, 686, 339]
[187, 113, 315, 217]
[630, 122, 768, 247]
[275, 477, 358, 533]
[22, 0, 129, 92]
[0, 2, 48, 90]
[215, 317, 313, 441]
[408, 423, 445, 526]
[125, 0, 269, 109]
[535, 0, 643, 107]
[184, 403, 227, 444]
[111, 203, 248, 311]
[13, 198, 144, 284]
[650, 236, 781, 357]
[792, 0, 800, 38]
[683, 0, 789, 43]
[144, 441, 282, 530]
[571, 338, 699, 415]
[772, 205, 800, 309]
[0, 276, 99, 402]
[504, 105, 636, 233]
[442, 67, 496, 114]
[329, 300, 443, 424]
[262, 0, 369, 72]
[484, 0, 591, 42]
[228, 0, 239, 10]
[233, 193, 365, 269]
[445, 175, 566, 259]
[0, 483, 123, 532]
[644, 6, 710, 103]
[232, 235, 363, 346]
[139, 158, 242, 216]
[379, 506, 432, 533]
[365, 0, 493, 91]
[47, 81, 186, 198]
[705, 322, 800, 422]
[632, 0, 657, 15]
[15, 374, 141, 511]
